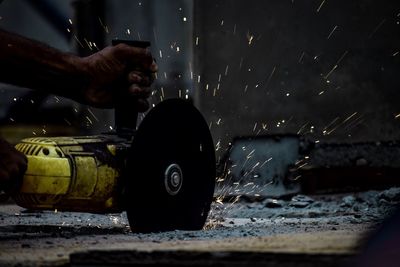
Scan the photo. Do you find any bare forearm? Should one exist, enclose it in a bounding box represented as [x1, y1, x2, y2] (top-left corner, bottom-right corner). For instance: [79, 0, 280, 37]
[0, 29, 88, 100]
[0, 28, 157, 109]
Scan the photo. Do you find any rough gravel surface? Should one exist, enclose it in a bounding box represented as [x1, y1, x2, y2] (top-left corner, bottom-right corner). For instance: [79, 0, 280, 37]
[0, 188, 399, 266]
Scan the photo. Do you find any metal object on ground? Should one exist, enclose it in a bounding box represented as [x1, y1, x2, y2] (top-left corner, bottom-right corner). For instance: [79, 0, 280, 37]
[217, 135, 301, 198]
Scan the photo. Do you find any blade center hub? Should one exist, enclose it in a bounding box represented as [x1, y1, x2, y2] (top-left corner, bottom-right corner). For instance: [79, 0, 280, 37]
[164, 164, 183, 196]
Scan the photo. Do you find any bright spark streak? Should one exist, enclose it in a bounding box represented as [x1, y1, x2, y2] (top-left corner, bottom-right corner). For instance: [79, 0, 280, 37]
[298, 51, 305, 63]
[246, 149, 255, 159]
[316, 0, 326, 13]
[324, 50, 348, 79]
[264, 66, 276, 90]
[327, 25, 338, 39]
[87, 108, 99, 122]
[343, 112, 358, 124]
[368, 19, 386, 39]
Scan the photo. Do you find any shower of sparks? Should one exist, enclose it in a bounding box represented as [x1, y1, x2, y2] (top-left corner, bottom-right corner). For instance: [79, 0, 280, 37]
[161, 87, 165, 98]
[295, 162, 309, 170]
[68, 19, 73, 25]
[323, 117, 340, 135]
[395, 114, 400, 119]
[225, 65, 229, 76]
[343, 112, 358, 124]
[264, 66, 276, 90]
[73, 35, 84, 48]
[220, 20, 224, 26]
[153, 27, 158, 44]
[247, 32, 254, 45]
[260, 157, 272, 168]
[87, 108, 99, 122]
[215, 140, 221, 151]
[393, 51, 399, 57]
[316, 0, 326, 13]
[85, 116, 93, 125]
[343, 114, 364, 130]
[196, 37, 199, 46]
[297, 122, 310, 135]
[368, 19, 386, 39]
[327, 25, 338, 39]
[239, 57, 244, 70]
[298, 51, 305, 63]
[262, 123, 268, 130]
[83, 39, 93, 50]
[246, 149, 256, 159]
[98, 18, 109, 34]
[324, 50, 348, 79]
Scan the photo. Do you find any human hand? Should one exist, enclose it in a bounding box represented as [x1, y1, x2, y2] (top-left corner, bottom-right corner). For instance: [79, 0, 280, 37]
[0, 138, 27, 194]
[77, 44, 157, 110]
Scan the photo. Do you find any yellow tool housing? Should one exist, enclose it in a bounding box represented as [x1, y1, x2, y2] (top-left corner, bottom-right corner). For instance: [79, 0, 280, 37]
[14, 136, 126, 213]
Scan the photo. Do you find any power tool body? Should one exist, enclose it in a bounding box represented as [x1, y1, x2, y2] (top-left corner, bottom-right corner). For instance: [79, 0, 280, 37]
[12, 41, 216, 232]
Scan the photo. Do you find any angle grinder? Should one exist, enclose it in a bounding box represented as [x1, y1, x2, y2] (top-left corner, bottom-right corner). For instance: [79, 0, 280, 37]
[12, 41, 216, 233]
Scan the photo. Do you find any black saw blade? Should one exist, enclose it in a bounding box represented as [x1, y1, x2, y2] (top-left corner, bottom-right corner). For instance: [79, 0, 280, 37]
[124, 99, 216, 233]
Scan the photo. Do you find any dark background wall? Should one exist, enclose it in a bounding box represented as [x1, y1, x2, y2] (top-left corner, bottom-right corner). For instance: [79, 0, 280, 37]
[194, 0, 400, 156]
[0, 0, 399, 155]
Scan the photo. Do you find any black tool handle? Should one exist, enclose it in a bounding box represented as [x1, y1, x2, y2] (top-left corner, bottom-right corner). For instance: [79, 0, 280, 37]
[112, 39, 151, 136]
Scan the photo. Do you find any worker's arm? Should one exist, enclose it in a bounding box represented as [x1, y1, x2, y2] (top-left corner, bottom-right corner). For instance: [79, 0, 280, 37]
[0, 29, 157, 110]
[0, 29, 157, 192]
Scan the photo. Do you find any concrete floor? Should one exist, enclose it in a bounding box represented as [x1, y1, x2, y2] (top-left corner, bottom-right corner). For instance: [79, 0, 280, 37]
[0, 188, 398, 266]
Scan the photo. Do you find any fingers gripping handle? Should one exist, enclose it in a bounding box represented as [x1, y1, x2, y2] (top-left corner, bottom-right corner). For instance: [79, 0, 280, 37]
[112, 39, 151, 136]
